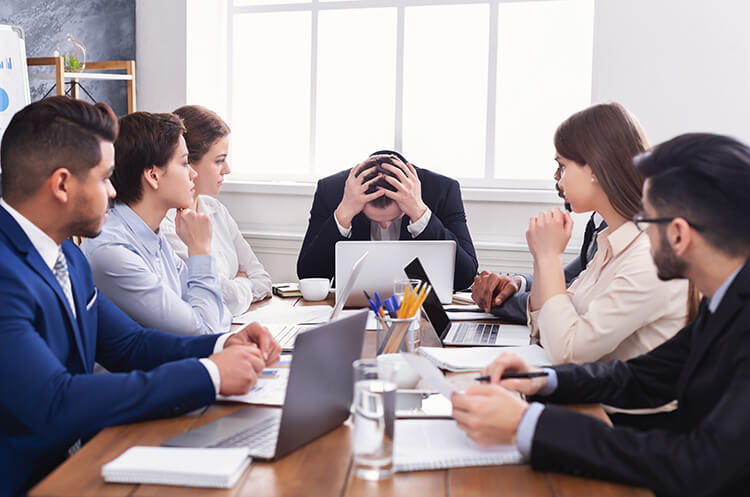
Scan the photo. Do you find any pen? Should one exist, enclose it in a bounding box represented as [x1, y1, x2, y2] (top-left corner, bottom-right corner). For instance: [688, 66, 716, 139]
[374, 291, 382, 310]
[475, 371, 549, 382]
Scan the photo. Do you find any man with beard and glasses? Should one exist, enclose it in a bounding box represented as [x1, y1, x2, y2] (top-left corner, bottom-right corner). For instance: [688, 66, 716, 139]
[450, 133, 750, 497]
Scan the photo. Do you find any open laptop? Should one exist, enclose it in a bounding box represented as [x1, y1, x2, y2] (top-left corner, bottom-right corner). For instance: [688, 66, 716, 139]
[404, 257, 530, 347]
[269, 252, 368, 350]
[163, 310, 367, 460]
[335, 240, 456, 307]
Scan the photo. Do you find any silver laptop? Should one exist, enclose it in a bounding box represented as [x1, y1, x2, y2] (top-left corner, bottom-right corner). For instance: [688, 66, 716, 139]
[270, 252, 368, 350]
[335, 240, 456, 307]
[163, 310, 368, 460]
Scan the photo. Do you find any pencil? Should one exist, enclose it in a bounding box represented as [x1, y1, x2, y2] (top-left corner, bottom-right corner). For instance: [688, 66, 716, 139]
[475, 371, 549, 382]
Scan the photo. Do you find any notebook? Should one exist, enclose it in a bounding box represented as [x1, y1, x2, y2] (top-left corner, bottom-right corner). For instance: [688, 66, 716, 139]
[101, 446, 250, 488]
[393, 419, 522, 471]
[418, 345, 552, 372]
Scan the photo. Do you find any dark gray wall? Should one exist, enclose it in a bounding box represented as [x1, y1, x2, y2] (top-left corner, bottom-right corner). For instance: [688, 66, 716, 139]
[0, 0, 135, 116]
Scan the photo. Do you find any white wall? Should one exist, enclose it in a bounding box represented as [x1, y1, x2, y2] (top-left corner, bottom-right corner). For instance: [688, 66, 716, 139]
[591, 0, 750, 145]
[136, 0, 750, 283]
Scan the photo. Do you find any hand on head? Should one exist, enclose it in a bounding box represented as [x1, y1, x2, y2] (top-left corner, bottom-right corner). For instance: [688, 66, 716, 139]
[377, 158, 428, 221]
[209, 344, 265, 396]
[472, 271, 522, 313]
[175, 208, 212, 257]
[225, 321, 282, 366]
[526, 208, 573, 261]
[334, 161, 386, 228]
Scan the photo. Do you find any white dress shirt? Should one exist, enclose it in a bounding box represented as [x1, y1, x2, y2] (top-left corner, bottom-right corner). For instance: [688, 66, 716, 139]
[162, 196, 272, 316]
[335, 208, 432, 240]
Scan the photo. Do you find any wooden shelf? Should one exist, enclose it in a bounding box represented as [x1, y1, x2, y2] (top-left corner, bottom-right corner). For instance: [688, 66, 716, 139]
[27, 56, 136, 113]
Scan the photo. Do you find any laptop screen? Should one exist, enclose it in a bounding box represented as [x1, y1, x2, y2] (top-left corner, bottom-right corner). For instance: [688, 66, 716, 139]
[404, 257, 451, 341]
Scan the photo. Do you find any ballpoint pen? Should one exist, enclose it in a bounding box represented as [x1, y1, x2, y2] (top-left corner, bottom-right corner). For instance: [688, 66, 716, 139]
[475, 371, 549, 382]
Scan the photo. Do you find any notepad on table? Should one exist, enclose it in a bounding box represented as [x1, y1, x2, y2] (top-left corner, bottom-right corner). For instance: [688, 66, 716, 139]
[102, 446, 250, 488]
[418, 345, 551, 372]
[393, 419, 522, 471]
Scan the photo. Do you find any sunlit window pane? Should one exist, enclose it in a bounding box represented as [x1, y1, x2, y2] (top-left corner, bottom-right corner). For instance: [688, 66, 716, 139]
[316, 8, 397, 177]
[494, 0, 594, 180]
[235, 0, 310, 6]
[402, 4, 488, 178]
[231, 12, 311, 180]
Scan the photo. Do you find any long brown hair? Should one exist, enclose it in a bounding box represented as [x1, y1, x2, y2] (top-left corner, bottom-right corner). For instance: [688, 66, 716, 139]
[554, 102, 649, 220]
[173, 105, 231, 164]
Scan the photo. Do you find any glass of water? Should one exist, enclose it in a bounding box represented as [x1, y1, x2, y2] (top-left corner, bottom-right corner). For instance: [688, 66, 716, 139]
[393, 278, 423, 306]
[352, 359, 397, 480]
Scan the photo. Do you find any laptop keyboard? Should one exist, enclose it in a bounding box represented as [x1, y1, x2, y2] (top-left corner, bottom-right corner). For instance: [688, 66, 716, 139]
[272, 325, 301, 349]
[210, 410, 281, 457]
[452, 323, 500, 344]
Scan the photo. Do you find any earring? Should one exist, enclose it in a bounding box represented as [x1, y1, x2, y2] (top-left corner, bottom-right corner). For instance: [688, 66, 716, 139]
[591, 177, 595, 183]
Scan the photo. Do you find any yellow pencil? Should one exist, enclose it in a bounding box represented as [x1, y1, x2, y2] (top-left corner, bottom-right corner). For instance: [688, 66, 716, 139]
[398, 285, 412, 319]
[408, 284, 431, 318]
[406, 284, 427, 318]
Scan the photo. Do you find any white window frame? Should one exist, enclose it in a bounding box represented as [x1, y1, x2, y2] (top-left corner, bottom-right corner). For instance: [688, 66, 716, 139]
[225, 0, 591, 194]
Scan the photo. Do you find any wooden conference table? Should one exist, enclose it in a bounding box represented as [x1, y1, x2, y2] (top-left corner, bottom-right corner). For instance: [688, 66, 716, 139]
[30, 295, 654, 497]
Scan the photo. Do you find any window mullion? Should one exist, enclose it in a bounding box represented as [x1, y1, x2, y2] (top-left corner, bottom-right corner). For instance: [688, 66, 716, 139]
[484, 0, 499, 181]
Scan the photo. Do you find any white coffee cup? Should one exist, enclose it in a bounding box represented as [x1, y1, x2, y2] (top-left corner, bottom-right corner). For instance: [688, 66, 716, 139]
[298, 278, 331, 301]
[377, 353, 421, 389]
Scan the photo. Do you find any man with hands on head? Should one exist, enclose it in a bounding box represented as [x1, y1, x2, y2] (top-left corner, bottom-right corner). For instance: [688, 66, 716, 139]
[297, 150, 478, 290]
[472, 164, 605, 324]
[0, 97, 281, 497]
[453, 133, 750, 497]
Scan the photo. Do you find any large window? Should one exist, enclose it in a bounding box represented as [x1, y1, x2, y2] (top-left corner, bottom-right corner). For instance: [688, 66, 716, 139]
[228, 0, 594, 187]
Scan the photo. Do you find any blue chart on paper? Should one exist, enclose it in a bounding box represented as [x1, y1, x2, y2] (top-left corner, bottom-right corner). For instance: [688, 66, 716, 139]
[0, 87, 9, 112]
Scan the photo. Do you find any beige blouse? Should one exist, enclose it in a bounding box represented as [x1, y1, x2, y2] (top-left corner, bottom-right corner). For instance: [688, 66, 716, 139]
[528, 221, 689, 365]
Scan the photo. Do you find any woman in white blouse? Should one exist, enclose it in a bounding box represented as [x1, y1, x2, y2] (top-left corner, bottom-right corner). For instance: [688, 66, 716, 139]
[162, 106, 272, 316]
[525, 102, 696, 365]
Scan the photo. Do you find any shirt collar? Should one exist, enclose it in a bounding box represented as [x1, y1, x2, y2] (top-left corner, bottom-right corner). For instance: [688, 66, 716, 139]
[597, 221, 642, 259]
[110, 203, 162, 257]
[0, 198, 61, 270]
[195, 195, 216, 215]
[708, 264, 743, 313]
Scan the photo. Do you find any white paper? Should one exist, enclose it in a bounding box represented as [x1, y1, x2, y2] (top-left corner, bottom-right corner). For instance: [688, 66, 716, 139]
[233, 305, 332, 325]
[401, 353, 457, 399]
[102, 446, 250, 488]
[417, 345, 551, 372]
[218, 368, 289, 406]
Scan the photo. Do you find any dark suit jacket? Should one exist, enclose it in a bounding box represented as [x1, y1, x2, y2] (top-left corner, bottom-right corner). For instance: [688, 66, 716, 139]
[0, 206, 219, 497]
[491, 216, 605, 323]
[297, 166, 478, 290]
[528, 260, 750, 497]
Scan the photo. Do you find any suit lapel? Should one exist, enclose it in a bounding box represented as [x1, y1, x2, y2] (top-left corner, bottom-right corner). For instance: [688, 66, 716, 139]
[351, 213, 370, 240]
[0, 207, 88, 369]
[677, 264, 750, 395]
[63, 243, 92, 370]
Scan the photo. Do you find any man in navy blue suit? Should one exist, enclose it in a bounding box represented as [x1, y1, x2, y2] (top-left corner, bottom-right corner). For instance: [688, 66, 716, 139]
[297, 151, 478, 290]
[0, 96, 281, 497]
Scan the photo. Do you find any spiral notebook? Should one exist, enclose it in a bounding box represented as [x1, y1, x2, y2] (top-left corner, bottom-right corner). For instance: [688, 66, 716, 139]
[393, 419, 523, 472]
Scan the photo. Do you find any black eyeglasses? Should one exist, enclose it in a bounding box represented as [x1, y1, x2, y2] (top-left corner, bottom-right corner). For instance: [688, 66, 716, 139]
[632, 213, 704, 232]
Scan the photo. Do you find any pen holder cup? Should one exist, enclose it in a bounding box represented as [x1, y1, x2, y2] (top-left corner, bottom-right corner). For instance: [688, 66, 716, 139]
[376, 316, 421, 355]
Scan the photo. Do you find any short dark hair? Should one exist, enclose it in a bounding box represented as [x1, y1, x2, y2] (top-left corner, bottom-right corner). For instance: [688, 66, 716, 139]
[354, 150, 410, 209]
[0, 96, 118, 203]
[173, 105, 231, 164]
[636, 133, 750, 256]
[112, 112, 186, 205]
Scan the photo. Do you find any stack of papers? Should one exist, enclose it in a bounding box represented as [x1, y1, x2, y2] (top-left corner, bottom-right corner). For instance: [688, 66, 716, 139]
[219, 368, 290, 406]
[233, 305, 332, 325]
[418, 345, 551, 372]
[102, 446, 250, 488]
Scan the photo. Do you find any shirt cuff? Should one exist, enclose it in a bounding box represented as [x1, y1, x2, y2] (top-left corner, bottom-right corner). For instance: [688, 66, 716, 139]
[199, 358, 221, 398]
[406, 208, 432, 237]
[213, 331, 237, 353]
[187, 254, 217, 276]
[515, 401, 545, 460]
[537, 368, 558, 395]
[516, 275, 527, 294]
[334, 213, 353, 238]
